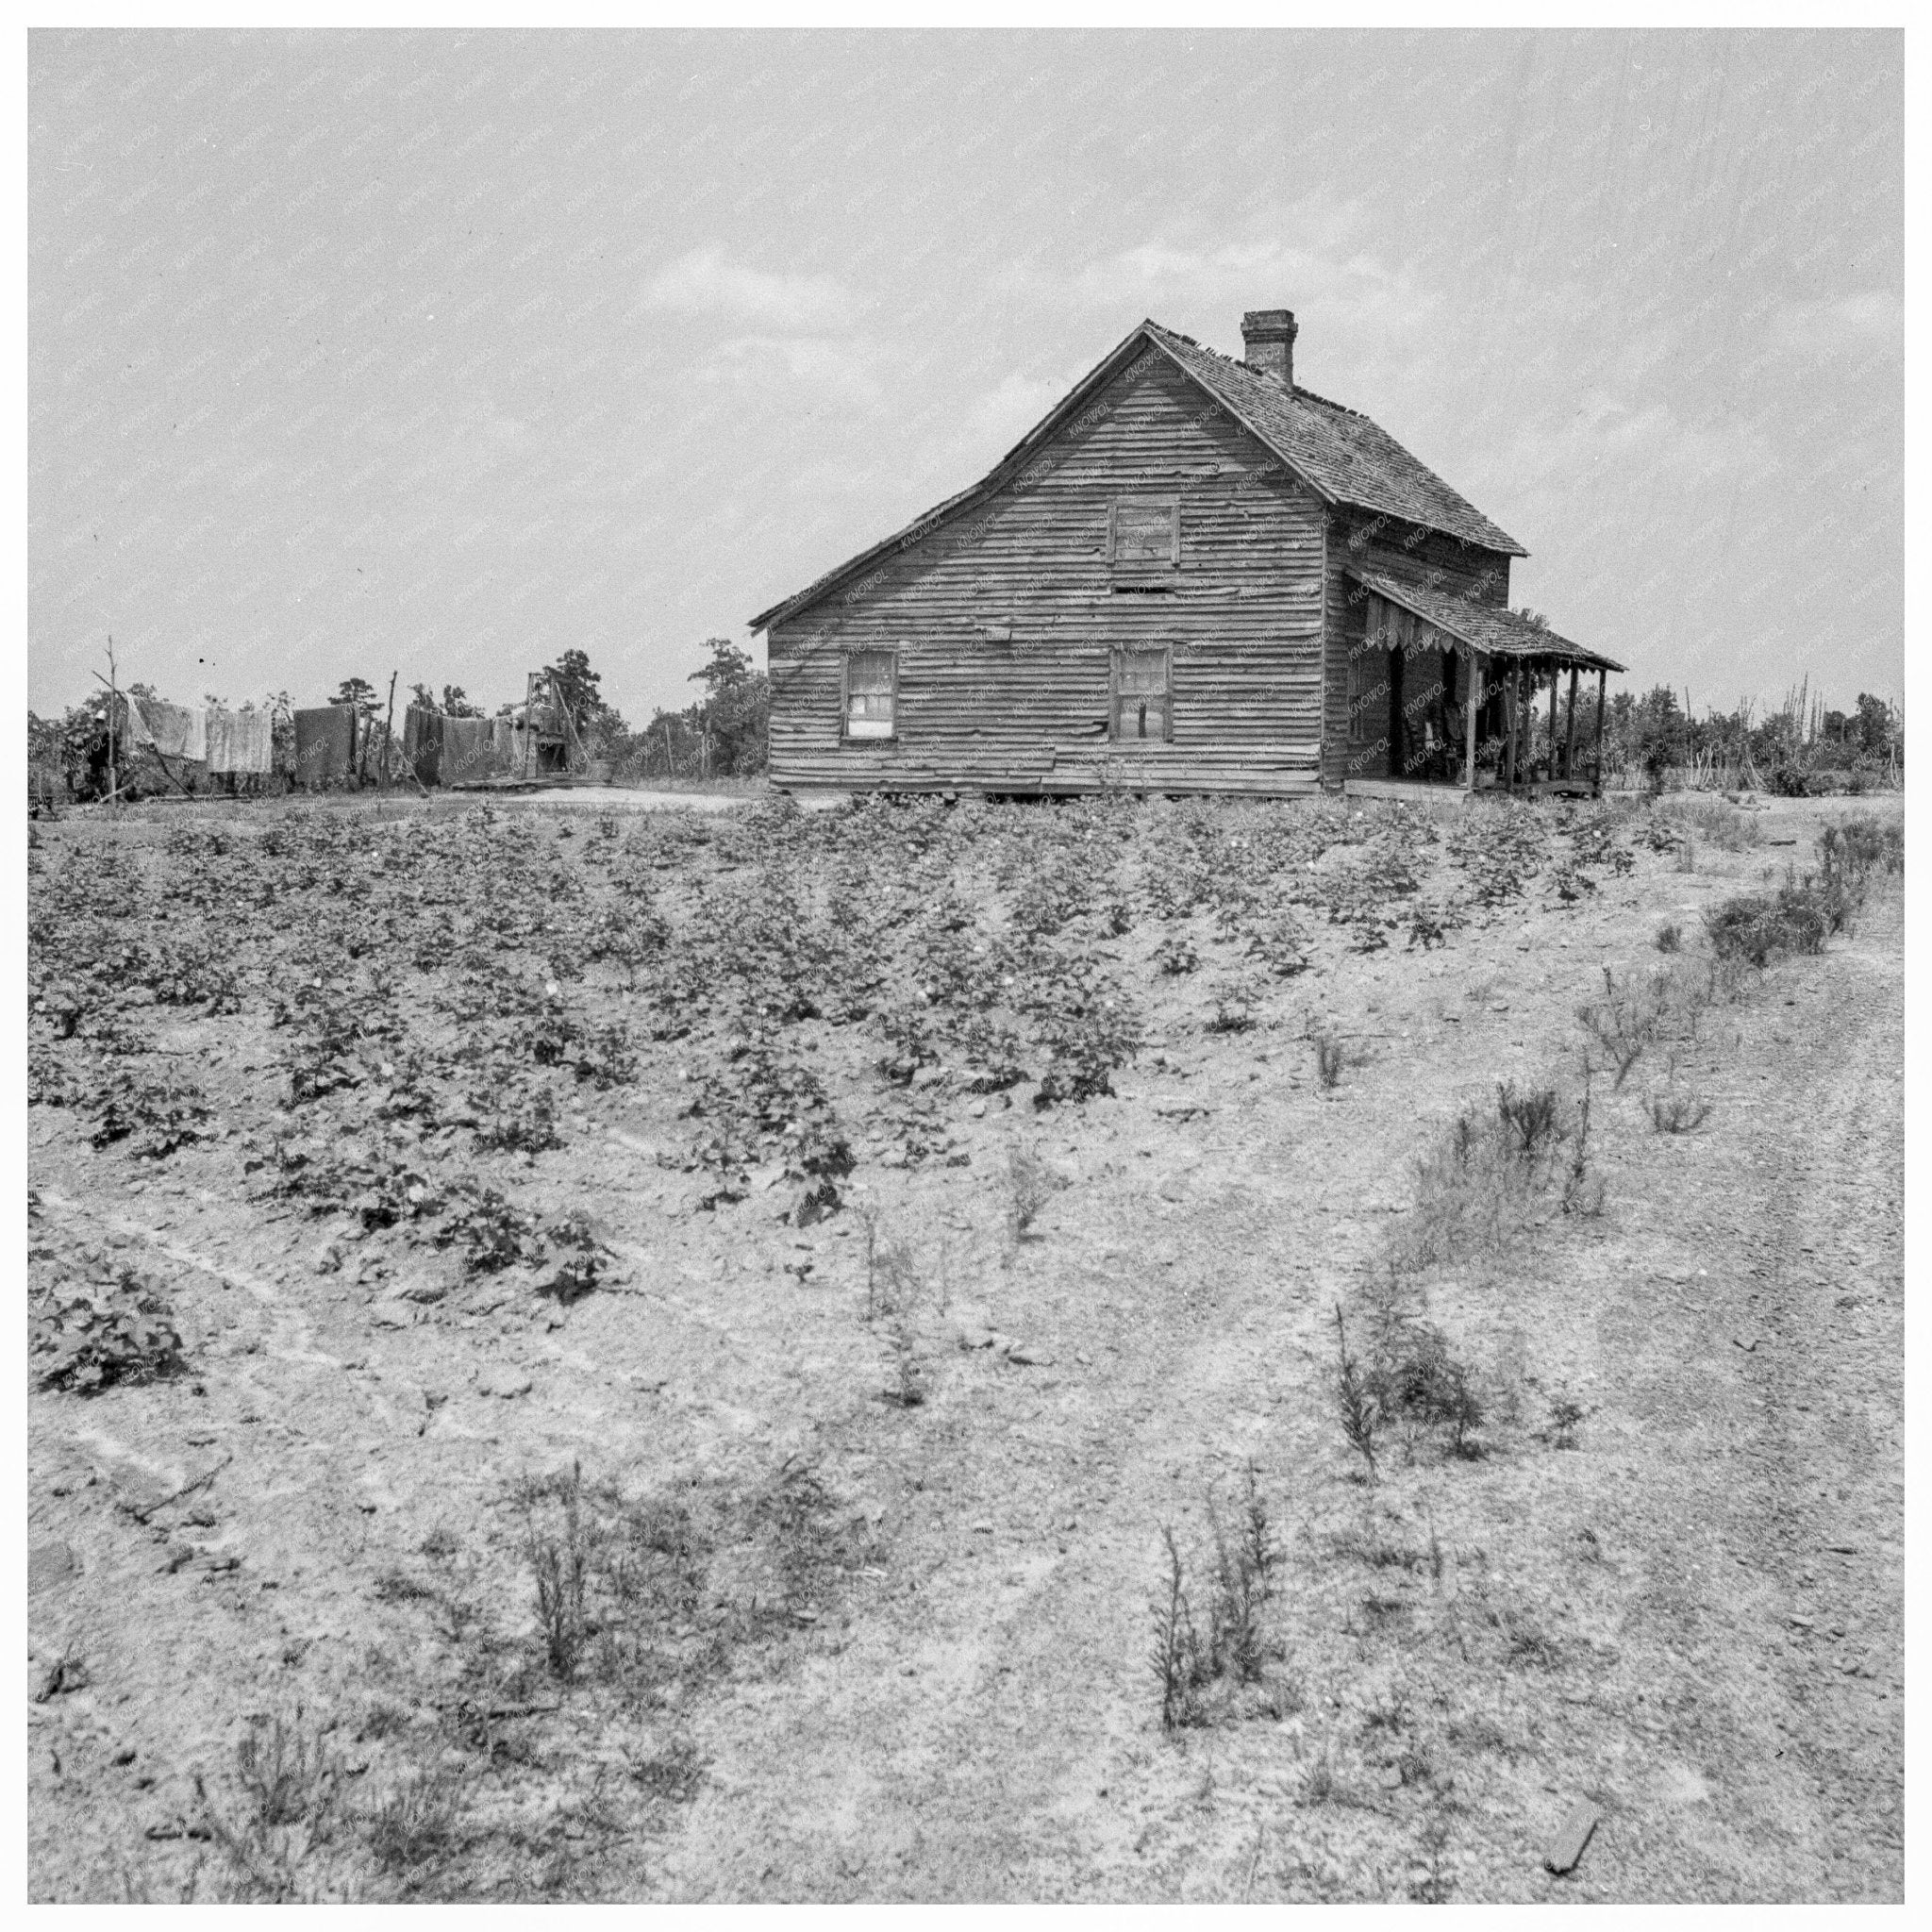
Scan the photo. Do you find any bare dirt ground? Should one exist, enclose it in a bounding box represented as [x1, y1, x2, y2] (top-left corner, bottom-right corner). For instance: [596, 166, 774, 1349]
[25, 787, 1903, 1902]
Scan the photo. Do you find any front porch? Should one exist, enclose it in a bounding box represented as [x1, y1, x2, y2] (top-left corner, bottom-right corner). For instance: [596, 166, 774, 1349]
[1341, 567, 1624, 798]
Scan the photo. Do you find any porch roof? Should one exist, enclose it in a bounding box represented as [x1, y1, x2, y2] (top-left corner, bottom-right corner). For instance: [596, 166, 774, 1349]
[1347, 567, 1625, 675]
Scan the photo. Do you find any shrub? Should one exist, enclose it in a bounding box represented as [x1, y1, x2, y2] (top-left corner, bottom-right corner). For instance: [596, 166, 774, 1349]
[1819, 813, 1904, 895]
[1654, 922, 1682, 953]
[1575, 965, 1669, 1088]
[1705, 871, 1844, 968]
[1333, 1307, 1381, 1479]
[1393, 1080, 1591, 1271]
[1494, 1081, 1564, 1163]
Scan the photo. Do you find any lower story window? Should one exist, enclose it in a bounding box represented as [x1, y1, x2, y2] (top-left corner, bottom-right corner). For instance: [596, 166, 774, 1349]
[844, 648, 897, 740]
[1111, 646, 1171, 741]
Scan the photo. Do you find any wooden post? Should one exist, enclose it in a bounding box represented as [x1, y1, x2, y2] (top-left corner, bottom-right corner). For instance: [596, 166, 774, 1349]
[1502, 668, 1518, 791]
[106, 636, 118, 807]
[1464, 651, 1479, 793]
[1546, 669, 1558, 784]
[1592, 669, 1607, 798]
[1564, 667, 1579, 779]
[380, 671, 398, 791]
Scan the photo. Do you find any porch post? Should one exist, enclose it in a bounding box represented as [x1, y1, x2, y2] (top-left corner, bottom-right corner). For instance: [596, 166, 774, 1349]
[1546, 669, 1558, 784]
[1502, 667, 1518, 791]
[1592, 668, 1607, 798]
[1464, 651, 1479, 793]
[1564, 667, 1579, 779]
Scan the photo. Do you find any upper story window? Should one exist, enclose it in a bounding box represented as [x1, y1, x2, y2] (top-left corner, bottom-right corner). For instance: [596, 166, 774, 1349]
[1108, 498, 1178, 589]
[843, 648, 897, 740]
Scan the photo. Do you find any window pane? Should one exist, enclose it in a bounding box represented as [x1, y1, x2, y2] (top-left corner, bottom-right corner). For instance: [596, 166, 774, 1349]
[1118, 651, 1168, 695]
[847, 651, 894, 694]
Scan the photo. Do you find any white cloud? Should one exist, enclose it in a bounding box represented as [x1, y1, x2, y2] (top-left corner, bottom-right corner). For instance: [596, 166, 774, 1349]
[638, 245, 865, 333]
[1765, 290, 1902, 356]
[695, 333, 882, 405]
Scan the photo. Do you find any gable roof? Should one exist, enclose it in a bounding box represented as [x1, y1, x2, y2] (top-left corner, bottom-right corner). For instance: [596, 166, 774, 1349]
[1348, 565, 1624, 675]
[749, 317, 1526, 633]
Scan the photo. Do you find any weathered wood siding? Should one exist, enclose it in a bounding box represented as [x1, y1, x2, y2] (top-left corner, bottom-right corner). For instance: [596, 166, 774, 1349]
[767, 346, 1326, 794]
[1324, 508, 1513, 785]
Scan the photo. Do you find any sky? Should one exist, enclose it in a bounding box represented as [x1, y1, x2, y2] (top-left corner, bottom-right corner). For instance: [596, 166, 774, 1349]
[29, 28, 1903, 726]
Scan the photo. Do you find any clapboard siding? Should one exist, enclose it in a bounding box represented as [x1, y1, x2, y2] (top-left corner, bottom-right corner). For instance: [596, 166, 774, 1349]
[1323, 508, 1514, 784]
[768, 347, 1326, 794]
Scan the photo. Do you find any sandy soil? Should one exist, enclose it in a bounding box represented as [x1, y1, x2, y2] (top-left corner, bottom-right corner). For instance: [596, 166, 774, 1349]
[25, 789, 1903, 1902]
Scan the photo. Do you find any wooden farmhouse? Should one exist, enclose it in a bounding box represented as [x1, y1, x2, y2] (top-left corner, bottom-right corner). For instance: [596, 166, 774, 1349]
[749, 309, 1623, 798]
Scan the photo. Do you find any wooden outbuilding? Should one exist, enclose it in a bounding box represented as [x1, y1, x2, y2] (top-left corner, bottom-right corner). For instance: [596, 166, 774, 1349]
[749, 310, 1622, 798]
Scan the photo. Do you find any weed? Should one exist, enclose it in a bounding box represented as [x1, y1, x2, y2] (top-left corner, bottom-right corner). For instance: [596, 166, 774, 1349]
[1576, 964, 1668, 1088]
[1334, 1306, 1381, 1480]
[363, 1761, 467, 1885]
[520, 1461, 593, 1680]
[1205, 1499, 1268, 1685]
[1494, 1081, 1565, 1163]
[1541, 1398, 1588, 1450]
[1560, 1082, 1606, 1219]
[865, 1230, 922, 1322]
[625, 1737, 707, 1803]
[1647, 1085, 1712, 1134]
[1408, 1805, 1455, 1902]
[1206, 971, 1262, 1034]
[1300, 1749, 1340, 1807]
[194, 1710, 347, 1902]
[1655, 922, 1682, 953]
[1152, 1524, 1204, 1733]
[1006, 1138, 1065, 1244]
[1503, 1621, 1561, 1671]
[880, 1313, 925, 1408]
[1310, 1026, 1348, 1091]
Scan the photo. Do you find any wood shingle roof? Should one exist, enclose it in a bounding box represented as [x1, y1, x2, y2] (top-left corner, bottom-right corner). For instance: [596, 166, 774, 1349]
[1348, 565, 1625, 674]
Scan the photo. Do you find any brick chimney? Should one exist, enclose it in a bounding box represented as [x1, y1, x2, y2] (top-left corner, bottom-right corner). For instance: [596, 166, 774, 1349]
[1241, 308, 1297, 390]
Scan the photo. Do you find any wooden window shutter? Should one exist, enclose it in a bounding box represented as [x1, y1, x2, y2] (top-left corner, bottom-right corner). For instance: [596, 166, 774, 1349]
[1110, 499, 1179, 585]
